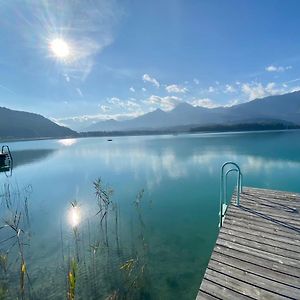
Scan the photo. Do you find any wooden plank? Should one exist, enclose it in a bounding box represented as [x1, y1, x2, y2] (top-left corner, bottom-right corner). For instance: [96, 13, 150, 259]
[242, 190, 300, 201]
[197, 187, 300, 300]
[242, 187, 299, 197]
[216, 237, 300, 268]
[205, 268, 289, 300]
[231, 205, 300, 224]
[199, 278, 252, 299]
[196, 290, 220, 300]
[227, 204, 300, 226]
[223, 217, 300, 242]
[211, 251, 300, 288]
[220, 226, 300, 253]
[241, 193, 300, 208]
[239, 200, 300, 219]
[208, 259, 300, 299]
[241, 191, 300, 207]
[225, 211, 299, 234]
[214, 244, 300, 277]
[222, 223, 300, 247]
[218, 232, 300, 260]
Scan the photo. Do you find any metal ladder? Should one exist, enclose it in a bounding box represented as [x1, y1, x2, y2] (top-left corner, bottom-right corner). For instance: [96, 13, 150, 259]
[0, 145, 13, 177]
[219, 161, 243, 227]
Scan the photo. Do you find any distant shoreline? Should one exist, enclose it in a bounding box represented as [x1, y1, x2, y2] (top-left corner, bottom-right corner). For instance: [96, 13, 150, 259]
[1, 126, 300, 143]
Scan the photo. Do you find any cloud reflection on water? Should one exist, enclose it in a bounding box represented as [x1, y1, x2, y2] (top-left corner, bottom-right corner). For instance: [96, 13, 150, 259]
[65, 141, 300, 190]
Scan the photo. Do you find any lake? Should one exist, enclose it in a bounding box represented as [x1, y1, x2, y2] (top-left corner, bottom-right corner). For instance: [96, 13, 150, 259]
[1, 130, 300, 299]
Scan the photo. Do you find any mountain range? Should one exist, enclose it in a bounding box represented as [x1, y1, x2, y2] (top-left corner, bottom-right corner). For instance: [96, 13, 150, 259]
[85, 91, 300, 132]
[0, 107, 76, 140]
[0, 91, 300, 140]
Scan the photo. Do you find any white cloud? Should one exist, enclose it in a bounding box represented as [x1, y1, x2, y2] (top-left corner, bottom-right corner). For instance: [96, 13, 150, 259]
[100, 105, 110, 112]
[125, 100, 141, 111]
[142, 74, 160, 88]
[193, 78, 200, 85]
[225, 84, 236, 93]
[224, 99, 240, 107]
[265, 65, 292, 72]
[208, 86, 215, 93]
[240, 80, 300, 101]
[108, 97, 121, 105]
[165, 84, 188, 93]
[242, 83, 267, 100]
[188, 98, 219, 108]
[289, 86, 300, 93]
[142, 87, 147, 92]
[146, 95, 182, 110]
[64, 74, 70, 82]
[241, 82, 284, 100]
[129, 86, 135, 92]
[56, 111, 143, 125]
[285, 78, 300, 84]
[76, 88, 83, 97]
[107, 97, 141, 111]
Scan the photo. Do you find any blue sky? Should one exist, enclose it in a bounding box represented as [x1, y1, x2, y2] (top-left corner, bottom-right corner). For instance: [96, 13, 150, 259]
[1, 0, 300, 130]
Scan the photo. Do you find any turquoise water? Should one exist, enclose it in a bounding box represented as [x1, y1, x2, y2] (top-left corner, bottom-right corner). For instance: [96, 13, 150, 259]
[1, 130, 300, 299]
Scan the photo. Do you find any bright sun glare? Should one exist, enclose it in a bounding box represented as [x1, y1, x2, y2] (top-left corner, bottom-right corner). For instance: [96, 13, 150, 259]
[69, 205, 81, 228]
[50, 38, 70, 58]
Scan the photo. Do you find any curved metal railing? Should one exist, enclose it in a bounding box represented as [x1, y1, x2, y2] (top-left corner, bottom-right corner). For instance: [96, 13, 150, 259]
[219, 161, 243, 227]
[1, 145, 13, 177]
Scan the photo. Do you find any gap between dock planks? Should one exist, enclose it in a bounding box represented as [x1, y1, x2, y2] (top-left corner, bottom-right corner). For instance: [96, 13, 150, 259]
[197, 187, 300, 300]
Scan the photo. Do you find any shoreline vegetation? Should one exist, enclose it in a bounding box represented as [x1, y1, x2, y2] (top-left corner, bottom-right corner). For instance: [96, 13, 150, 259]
[0, 122, 300, 143]
[0, 179, 152, 299]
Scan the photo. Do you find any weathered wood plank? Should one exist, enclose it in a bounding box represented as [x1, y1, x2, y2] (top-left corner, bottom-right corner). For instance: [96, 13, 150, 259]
[214, 244, 300, 277]
[205, 268, 290, 300]
[197, 187, 300, 300]
[208, 259, 300, 299]
[196, 290, 220, 300]
[242, 190, 300, 202]
[218, 232, 300, 260]
[216, 238, 300, 268]
[220, 226, 300, 253]
[243, 187, 299, 197]
[229, 205, 300, 226]
[211, 251, 300, 288]
[199, 278, 252, 299]
[225, 211, 299, 239]
[223, 217, 300, 242]
[227, 205, 300, 227]
[241, 191, 300, 207]
[238, 200, 300, 220]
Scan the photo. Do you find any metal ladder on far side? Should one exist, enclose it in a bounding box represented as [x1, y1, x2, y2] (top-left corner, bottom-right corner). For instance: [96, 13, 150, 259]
[1, 145, 13, 177]
[219, 161, 243, 227]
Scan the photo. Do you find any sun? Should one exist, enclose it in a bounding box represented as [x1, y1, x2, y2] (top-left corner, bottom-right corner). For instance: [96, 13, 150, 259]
[50, 38, 70, 59]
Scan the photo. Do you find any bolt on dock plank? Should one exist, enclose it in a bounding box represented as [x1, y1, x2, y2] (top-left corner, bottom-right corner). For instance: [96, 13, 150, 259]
[197, 187, 300, 300]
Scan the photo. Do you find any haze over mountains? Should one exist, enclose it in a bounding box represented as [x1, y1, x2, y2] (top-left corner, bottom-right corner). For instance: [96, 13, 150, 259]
[85, 91, 300, 132]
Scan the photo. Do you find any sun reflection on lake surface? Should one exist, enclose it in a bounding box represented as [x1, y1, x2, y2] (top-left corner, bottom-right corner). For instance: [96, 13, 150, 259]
[58, 138, 77, 146]
[68, 205, 81, 228]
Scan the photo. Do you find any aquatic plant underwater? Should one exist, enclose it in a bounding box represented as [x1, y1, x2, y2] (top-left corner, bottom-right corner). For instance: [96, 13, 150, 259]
[0, 179, 153, 299]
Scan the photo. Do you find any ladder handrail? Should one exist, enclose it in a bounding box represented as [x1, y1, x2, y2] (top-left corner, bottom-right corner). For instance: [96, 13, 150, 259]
[224, 168, 243, 201]
[219, 162, 243, 227]
[1, 145, 13, 177]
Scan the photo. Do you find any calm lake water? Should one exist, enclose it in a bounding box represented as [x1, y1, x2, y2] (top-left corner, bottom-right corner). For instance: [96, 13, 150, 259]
[1, 130, 300, 299]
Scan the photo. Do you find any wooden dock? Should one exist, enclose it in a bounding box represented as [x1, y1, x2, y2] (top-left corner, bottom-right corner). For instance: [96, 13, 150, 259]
[197, 187, 300, 300]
